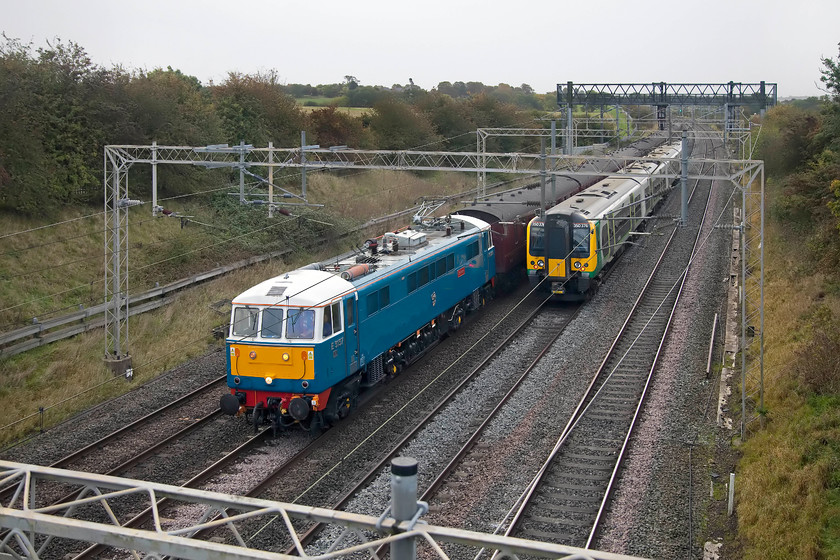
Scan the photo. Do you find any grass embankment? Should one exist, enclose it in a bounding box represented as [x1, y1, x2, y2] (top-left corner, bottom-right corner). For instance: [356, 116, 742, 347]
[0, 169, 473, 447]
[735, 199, 840, 557]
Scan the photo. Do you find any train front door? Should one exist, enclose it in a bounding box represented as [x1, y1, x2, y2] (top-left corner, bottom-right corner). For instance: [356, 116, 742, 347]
[344, 294, 360, 374]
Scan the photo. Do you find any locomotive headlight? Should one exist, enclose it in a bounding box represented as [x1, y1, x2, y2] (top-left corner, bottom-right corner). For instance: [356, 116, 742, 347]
[265, 376, 273, 385]
[574, 261, 582, 269]
[537, 259, 545, 268]
[282, 352, 290, 362]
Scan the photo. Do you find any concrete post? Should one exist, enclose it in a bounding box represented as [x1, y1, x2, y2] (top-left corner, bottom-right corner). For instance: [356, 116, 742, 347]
[728, 473, 735, 516]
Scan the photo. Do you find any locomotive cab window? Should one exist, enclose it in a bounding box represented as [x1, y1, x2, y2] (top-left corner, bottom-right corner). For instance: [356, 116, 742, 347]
[286, 308, 315, 339]
[323, 302, 342, 337]
[232, 306, 259, 337]
[261, 308, 284, 339]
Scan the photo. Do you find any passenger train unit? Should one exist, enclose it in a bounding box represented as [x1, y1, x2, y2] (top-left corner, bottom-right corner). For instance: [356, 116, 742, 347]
[455, 135, 667, 290]
[220, 214, 495, 432]
[525, 141, 684, 300]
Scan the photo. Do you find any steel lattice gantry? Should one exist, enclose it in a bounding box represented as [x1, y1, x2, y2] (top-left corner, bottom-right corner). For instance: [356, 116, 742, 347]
[102, 144, 765, 437]
[557, 82, 777, 108]
[555, 81, 777, 145]
[0, 460, 649, 560]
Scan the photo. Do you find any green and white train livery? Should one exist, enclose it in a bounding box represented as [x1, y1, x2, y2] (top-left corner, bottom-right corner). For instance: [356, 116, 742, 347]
[526, 141, 683, 300]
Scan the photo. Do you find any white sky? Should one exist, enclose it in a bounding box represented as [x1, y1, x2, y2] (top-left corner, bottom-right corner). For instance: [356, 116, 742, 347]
[3, 0, 838, 98]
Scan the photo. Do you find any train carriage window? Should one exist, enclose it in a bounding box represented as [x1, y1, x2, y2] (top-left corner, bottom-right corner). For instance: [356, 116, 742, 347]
[261, 308, 284, 338]
[436, 258, 447, 277]
[407, 272, 417, 293]
[447, 254, 455, 271]
[380, 286, 390, 308]
[600, 224, 611, 259]
[615, 206, 632, 241]
[232, 307, 259, 337]
[428, 264, 436, 281]
[286, 308, 315, 339]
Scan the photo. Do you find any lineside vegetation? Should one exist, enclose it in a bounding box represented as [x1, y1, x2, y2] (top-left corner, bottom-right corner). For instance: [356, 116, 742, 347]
[735, 42, 840, 559]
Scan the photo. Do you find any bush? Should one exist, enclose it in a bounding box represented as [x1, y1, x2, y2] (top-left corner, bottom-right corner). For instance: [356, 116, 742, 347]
[793, 308, 840, 395]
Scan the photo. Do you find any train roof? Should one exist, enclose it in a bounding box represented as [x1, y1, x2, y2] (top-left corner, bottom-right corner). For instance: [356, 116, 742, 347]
[231, 214, 490, 309]
[542, 141, 682, 220]
[454, 135, 670, 224]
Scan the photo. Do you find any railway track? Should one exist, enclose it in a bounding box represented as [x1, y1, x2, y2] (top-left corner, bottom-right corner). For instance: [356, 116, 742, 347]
[287, 298, 582, 556]
[501, 136, 717, 549]
[37, 287, 551, 559]
[111, 295, 580, 558]
[0, 376, 227, 507]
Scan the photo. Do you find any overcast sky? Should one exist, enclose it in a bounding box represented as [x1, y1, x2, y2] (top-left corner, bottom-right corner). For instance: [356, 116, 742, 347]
[3, 0, 838, 99]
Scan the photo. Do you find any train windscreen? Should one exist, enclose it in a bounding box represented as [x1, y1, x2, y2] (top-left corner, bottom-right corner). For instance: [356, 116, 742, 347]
[529, 222, 544, 256]
[571, 222, 590, 257]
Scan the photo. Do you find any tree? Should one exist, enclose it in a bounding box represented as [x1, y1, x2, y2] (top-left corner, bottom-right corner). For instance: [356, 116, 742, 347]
[126, 67, 221, 146]
[307, 106, 364, 148]
[345, 85, 388, 107]
[344, 75, 359, 90]
[435, 81, 456, 96]
[415, 92, 476, 149]
[820, 42, 840, 100]
[366, 97, 440, 150]
[212, 71, 305, 147]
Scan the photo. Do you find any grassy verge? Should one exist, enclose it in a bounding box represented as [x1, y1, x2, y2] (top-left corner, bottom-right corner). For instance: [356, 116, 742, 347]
[735, 204, 840, 558]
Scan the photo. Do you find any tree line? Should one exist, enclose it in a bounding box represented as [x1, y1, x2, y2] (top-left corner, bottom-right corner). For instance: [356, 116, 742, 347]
[758, 43, 840, 277]
[0, 37, 556, 217]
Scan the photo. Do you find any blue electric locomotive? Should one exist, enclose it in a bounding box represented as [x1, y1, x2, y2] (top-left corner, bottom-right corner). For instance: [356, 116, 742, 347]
[220, 214, 496, 431]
